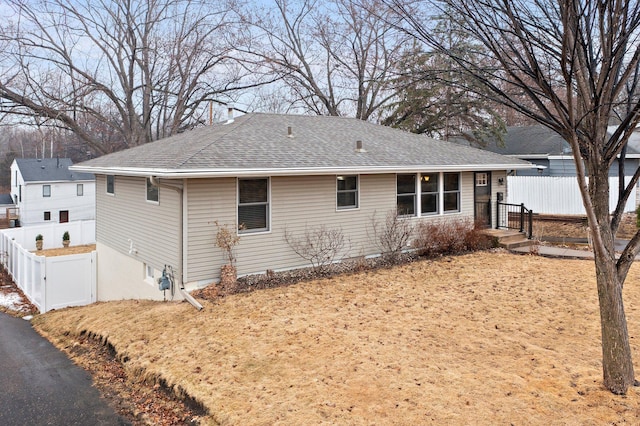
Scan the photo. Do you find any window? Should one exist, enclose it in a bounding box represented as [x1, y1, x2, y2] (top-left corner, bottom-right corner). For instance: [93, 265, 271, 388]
[475, 173, 488, 186]
[18, 185, 21, 202]
[44, 211, 51, 221]
[60, 210, 69, 223]
[145, 264, 154, 283]
[336, 175, 358, 209]
[43, 185, 51, 198]
[77, 184, 84, 196]
[396, 174, 416, 216]
[238, 178, 269, 232]
[146, 178, 159, 203]
[443, 172, 460, 213]
[106, 175, 115, 194]
[421, 173, 439, 215]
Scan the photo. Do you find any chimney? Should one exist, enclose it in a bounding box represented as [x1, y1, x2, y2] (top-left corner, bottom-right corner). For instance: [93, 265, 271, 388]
[355, 140, 366, 152]
[226, 106, 234, 123]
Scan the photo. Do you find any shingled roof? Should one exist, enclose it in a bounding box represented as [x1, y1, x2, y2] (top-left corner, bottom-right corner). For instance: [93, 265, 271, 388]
[72, 113, 533, 177]
[455, 124, 640, 158]
[16, 158, 94, 182]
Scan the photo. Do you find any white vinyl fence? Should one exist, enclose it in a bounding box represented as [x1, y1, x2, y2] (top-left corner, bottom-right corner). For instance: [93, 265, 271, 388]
[0, 221, 96, 313]
[2, 220, 95, 251]
[507, 176, 637, 215]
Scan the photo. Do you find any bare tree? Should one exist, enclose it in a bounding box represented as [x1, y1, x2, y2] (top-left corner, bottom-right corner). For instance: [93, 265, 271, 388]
[243, 0, 411, 120]
[0, 0, 260, 155]
[390, 0, 640, 394]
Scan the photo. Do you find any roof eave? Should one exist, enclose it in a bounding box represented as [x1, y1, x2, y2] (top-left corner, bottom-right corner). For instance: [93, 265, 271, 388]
[70, 163, 535, 178]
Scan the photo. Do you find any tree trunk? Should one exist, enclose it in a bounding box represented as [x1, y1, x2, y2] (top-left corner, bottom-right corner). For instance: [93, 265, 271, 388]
[590, 169, 635, 394]
[594, 255, 635, 394]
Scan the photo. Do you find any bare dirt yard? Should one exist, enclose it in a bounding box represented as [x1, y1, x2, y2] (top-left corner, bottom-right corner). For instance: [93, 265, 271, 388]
[31, 251, 640, 425]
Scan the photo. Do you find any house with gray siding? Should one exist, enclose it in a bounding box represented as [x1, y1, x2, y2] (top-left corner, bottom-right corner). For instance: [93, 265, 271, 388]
[71, 113, 533, 301]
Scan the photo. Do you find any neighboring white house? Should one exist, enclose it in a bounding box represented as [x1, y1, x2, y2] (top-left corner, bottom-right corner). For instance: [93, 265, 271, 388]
[10, 158, 96, 226]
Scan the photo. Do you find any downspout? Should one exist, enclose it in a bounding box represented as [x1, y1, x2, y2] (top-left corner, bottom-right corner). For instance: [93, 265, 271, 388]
[149, 176, 203, 310]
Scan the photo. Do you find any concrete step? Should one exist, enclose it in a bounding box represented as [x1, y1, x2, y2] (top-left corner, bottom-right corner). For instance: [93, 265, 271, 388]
[501, 239, 534, 250]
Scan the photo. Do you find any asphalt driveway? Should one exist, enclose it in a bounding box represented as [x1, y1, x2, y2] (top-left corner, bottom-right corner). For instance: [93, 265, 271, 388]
[0, 312, 129, 425]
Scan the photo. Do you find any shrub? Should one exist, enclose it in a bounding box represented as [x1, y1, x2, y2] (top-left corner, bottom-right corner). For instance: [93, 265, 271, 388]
[368, 209, 414, 262]
[62, 231, 70, 241]
[413, 218, 494, 257]
[35, 234, 43, 241]
[214, 221, 240, 265]
[284, 225, 348, 272]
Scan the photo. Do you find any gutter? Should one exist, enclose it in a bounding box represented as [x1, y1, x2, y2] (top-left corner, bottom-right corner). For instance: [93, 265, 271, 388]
[72, 163, 537, 179]
[149, 176, 202, 311]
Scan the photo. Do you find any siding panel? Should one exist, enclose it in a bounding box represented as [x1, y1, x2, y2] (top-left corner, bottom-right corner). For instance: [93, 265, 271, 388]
[185, 172, 478, 284]
[96, 175, 181, 278]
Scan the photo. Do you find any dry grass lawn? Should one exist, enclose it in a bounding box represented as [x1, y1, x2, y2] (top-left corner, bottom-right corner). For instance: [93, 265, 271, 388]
[34, 244, 96, 257]
[33, 251, 640, 425]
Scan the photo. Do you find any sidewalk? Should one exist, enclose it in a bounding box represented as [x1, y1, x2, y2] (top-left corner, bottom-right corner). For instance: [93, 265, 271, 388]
[510, 244, 594, 259]
[510, 239, 634, 259]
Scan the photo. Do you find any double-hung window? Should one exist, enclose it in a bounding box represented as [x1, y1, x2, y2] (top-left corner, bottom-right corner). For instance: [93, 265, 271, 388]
[77, 183, 84, 196]
[238, 178, 269, 233]
[420, 173, 439, 215]
[336, 175, 358, 209]
[396, 174, 416, 216]
[443, 172, 461, 213]
[43, 185, 51, 198]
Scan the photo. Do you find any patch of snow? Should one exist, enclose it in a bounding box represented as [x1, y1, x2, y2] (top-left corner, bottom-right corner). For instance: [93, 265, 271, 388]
[0, 292, 23, 310]
[22, 315, 33, 321]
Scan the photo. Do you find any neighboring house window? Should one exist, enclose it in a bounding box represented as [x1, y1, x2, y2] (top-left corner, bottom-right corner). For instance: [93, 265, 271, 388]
[476, 173, 488, 186]
[18, 185, 21, 202]
[443, 172, 461, 213]
[238, 178, 269, 232]
[421, 173, 439, 215]
[44, 211, 51, 221]
[397, 174, 416, 216]
[146, 178, 159, 203]
[43, 185, 51, 197]
[77, 183, 84, 196]
[336, 175, 358, 209]
[106, 175, 115, 194]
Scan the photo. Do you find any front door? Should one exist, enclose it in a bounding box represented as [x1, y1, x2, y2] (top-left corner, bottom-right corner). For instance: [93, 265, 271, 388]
[474, 172, 491, 228]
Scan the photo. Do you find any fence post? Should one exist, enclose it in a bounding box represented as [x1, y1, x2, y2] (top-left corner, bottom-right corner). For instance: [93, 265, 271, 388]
[496, 201, 500, 229]
[528, 209, 533, 239]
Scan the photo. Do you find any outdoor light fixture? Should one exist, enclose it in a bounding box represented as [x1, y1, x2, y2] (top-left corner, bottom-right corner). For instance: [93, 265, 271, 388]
[498, 177, 505, 185]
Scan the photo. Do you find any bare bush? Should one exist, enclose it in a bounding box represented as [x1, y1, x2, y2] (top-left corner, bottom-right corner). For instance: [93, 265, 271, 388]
[284, 225, 348, 272]
[413, 218, 493, 257]
[214, 221, 241, 266]
[369, 210, 414, 261]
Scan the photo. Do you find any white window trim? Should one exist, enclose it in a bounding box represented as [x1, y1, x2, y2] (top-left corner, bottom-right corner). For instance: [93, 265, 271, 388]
[396, 173, 418, 217]
[146, 178, 159, 204]
[420, 173, 440, 216]
[144, 264, 155, 285]
[336, 175, 360, 211]
[443, 172, 461, 214]
[237, 177, 271, 235]
[397, 172, 463, 218]
[43, 184, 51, 198]
[77, 183, 84, 196]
